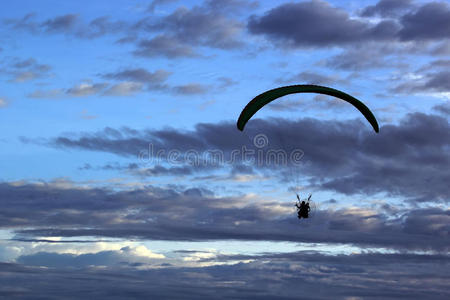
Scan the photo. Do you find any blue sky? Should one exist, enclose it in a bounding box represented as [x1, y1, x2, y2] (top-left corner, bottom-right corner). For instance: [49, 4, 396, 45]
[0, 0, 449, 298]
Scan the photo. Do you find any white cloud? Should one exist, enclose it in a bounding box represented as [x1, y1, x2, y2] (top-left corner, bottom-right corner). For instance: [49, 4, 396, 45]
[103, 81, 143, 96]
[0, 98, 8, 107]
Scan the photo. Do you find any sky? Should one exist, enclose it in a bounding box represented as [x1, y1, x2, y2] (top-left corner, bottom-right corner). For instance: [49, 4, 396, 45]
[0, 0, 449, 298]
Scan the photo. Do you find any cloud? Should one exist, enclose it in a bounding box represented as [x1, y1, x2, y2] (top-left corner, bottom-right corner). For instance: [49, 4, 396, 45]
[247, 1, 399, 47]
[360, 0, 414, 17]
[66, 82, 108, 97]
[204, 0, 259, 14]
[29, 80, 147, 99]
[172, 83, 209, 95]
[42, 111, 450, 203]
[147, 0, 179, 12]
[0, 98, 8, 108]
[133, 164, 212, 177]
[6, 2, 246, 59]
[42, 14, 78, 33]
[1, 57, 52, 82]
[12, 58, 51, 72]
[6, 13, 128, 39]
[78, 162, 216, 177]
[83, 16, 127, 38]
[28, 89, 64, 99]
[0, 177, 448, 252]
[4, 13, 39, 33]
[103, 82, 144, 96]
[17, 246, 164, 268]
[1, 251, 449, 299]
[102, 68, 171, 90]
[277, 71, 343, 85]
[390, 59, 450, 95]
[145, 5, 244, 49]
[80, 110, 97, 120]
[265, 94, 347, 112]
[324, 45, 392, 70]
[433, 102, 450, 116]
[417, 59, 450, 72]
[248, 0, 449, 49]
[398, 1, 450, 41]
[216, 76, 238, 89]
[103, 68, 171, 84]
[392, 71, 450, 94]
[134, 1, 245, 58]
[133, 35, 199, 58]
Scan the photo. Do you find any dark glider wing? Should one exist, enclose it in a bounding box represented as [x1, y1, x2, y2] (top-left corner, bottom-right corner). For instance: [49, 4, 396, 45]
[237, 85, 379, 133]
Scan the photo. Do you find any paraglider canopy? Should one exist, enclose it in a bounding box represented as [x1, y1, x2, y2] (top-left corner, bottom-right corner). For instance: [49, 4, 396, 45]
[237, 84, 379, 133]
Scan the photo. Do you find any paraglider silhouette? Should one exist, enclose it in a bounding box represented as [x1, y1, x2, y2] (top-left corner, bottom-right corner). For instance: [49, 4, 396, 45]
[237, 84, 379, 133]
[237, 85, 379, 220]
[295, 194, 313, 219]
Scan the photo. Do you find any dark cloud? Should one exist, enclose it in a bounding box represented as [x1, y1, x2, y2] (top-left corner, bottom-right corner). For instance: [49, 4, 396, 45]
[0, 57, 52, 82]
[247, 1, 399, 47]
[134, 1, 245, 58]
[84, 16, 127, 38]
[48, 122, 248, 158]
[6, 13, 127, 39]
[1, 251, 449, 299]
[27, 66, 210, 98]
[1, 181, 449, 252]
[433, 102, 450, 116]
[149, 5, 244, 49]
[204, 0, 259, 14]
[398, 1, 450, 41]
[417, 59, 450, 72]
[360, 0, 414, 17]
[134, 35, 198, 58]
[42, 14, 78, 33]
[12, 58, 51, 72]
[6, 1, 247, 59]
[431, 41, 450, 55]
[79, 162, 139, 171]
[42, 111, 450, 203]
[320, 113, 449, 202]
[29, 67, 172, 99]
[135, 164, 199, 176]
[391, 59, 450, 94]
[80, 162, 215, 177]
[172, 83, 209, 95]
[4, 13, 39, 32]
[425, 71, 450, 92]
[115, 35, 137, 44]
[248, 1, 448, 48]
[216, 77, 238, 89]
[325, 46, 392, 70]
[392, 70, 450, 93]
[147, 0, 179, 12]
[102, 68, 171, 85]
[277, 71, 342, 85]
[231, 163, 254, 175]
